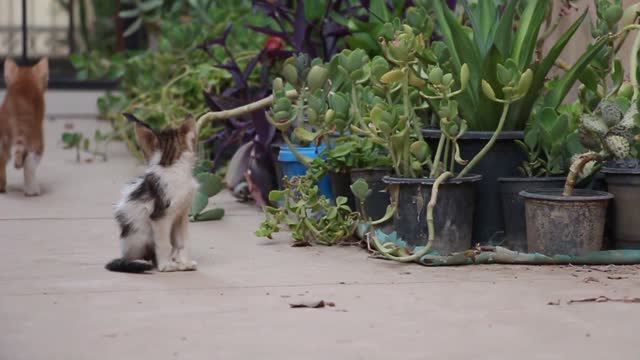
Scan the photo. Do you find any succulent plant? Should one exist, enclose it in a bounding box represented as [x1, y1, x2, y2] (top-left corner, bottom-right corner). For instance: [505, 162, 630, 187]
[189, 159, 225, 222]
[578, 100, 638, 160]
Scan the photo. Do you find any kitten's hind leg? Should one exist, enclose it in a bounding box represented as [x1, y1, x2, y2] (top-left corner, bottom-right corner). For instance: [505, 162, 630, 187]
[152, 219, 180, 272]
[171, 213, 197, 271]
[23, 152, 40, 196]
[0, 135, 11, 193]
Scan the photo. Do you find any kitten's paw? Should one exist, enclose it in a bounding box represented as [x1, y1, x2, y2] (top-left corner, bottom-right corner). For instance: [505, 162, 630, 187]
[178, 260, 198, 271]
[24, 184, 40, 196]
[157, 262, 180, 272]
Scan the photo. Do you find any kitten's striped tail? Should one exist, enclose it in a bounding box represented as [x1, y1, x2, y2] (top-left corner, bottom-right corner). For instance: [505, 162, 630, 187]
[105, 258, 154, 273]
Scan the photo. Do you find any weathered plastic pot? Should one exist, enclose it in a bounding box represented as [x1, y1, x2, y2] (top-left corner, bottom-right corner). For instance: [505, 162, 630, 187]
[423, 130, 526, 245]
[497, 176, 566, 252]
[350, 168, 392, 223]
[602, 161, 640, 249]
[383, 174, 482, 255]
[329, 170, 356, 209]
[520, 189, 613, 256]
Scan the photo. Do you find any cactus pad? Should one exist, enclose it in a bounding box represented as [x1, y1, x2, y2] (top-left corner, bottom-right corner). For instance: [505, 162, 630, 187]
[604, 135, 631, 159]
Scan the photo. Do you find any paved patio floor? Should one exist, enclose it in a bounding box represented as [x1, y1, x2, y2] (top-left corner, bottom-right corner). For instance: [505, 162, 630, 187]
[1, 116, 639, 360]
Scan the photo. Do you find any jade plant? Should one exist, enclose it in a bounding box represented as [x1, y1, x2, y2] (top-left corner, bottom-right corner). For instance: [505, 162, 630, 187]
[189, 159, 225, 222]
[255, 172, 359, 246]
[342, 20, 533, 262]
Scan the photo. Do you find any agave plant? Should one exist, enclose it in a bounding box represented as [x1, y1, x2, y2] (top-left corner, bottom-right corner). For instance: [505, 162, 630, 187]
[431, 0, 610, 131]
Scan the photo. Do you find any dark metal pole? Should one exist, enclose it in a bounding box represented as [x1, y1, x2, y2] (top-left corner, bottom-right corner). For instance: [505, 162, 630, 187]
[68, 0, 76, 53]
[21, 0, 27, 61]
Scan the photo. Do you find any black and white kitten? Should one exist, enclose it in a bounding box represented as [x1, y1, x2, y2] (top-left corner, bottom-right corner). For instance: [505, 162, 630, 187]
[106, 114, 199, 273]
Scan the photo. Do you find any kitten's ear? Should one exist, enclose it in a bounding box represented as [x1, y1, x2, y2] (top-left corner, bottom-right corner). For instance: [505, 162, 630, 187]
[180, 114, 197, 150]
[126, 113, 157, 159]
[32, 57, 49, 91]
[4, 58, 18, 86]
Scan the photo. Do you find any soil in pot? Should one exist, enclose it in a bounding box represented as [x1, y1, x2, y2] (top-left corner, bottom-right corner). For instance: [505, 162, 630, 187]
[423, 130, 526, 245]
[329, 171, 356, 208]
[602, 160, 640, 249]
[350, 168, 392, 225]
[520, 189, 613, 256]
[498, 177, 566, 252]
[383, 174, 482, 255]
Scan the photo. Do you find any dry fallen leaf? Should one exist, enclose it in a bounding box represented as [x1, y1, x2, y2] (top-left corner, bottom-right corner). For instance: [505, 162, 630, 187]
[289, 300, 335, 308]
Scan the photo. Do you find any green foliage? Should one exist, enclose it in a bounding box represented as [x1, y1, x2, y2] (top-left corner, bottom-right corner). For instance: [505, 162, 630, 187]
[61, 129, 111, 162]
[70, 1, 269, 160]
[256, 174, 359, 246]
[189, 159, 225, 222]
[430, 1, 596, 131]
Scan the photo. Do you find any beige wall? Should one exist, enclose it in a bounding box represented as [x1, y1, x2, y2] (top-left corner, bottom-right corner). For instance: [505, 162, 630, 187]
[545, 0, 635, 82]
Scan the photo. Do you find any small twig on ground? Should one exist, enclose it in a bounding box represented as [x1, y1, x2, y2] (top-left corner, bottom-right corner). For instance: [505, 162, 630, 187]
[567, 296, 640, 304]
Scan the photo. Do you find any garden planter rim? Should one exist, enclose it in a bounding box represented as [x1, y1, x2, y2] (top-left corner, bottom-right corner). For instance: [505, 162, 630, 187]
[351, 167, 393, 173]
[421, 129, 524, 140]
[601, 166, 640, 175]
[497, 176, 567, 183]
[382, 173, 482, 185]
[519, 188, 613, 202]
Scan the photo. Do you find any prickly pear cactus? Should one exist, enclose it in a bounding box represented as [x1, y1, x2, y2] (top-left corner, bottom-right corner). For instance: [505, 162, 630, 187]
[578, 100, 638, 160]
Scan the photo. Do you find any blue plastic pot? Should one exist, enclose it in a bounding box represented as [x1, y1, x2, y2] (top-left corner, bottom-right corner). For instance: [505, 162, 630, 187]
[277, 143, 333, 199]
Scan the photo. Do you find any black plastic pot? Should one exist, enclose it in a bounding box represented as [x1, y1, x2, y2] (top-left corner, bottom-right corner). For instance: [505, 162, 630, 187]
[329, 171, 356, 209]
[520, 189, 613, 256]
[383, 174, 482, 255]
[350, 168, 392, 222]
[423, 130, 526, 245]
[497, 177, 566, 252]
[602, 160, 640, 249]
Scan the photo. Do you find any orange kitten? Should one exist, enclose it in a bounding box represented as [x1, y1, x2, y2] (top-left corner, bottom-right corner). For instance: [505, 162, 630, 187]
[0, 57, 48, 195]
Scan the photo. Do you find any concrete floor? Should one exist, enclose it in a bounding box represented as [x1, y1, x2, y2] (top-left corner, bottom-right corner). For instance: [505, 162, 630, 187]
[1, 117, 640, 360]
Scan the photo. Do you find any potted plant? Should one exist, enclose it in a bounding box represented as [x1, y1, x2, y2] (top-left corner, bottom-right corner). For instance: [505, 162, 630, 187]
[520, 95, 638, 255]
[347, 19, 532, 260]
[426, 1, 610, 244]
[264, 54, 335, 199]
[497, 103, 579, 251]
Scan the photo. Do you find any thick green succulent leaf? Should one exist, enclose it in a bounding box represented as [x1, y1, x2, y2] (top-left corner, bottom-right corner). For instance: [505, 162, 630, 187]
[196, 173, 223, 197]
[268, 190, 285, 202]
[350, 178, 371, 202]
[293, 127, 319, 143]
[194, 208, 225, 221]
[190, 191, 209, 216]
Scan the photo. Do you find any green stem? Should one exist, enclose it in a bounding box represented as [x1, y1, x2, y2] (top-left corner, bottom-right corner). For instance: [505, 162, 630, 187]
[457, 103, 510, 178]
[368, 171, 453, 262]
[196, 89, 299, 133]
[443, 137, 450, 174]
[282, 134, 313, 167]
[449, 140, 456, 173]
[430, 133, 446, 178]
[563, 152, 603, 196]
